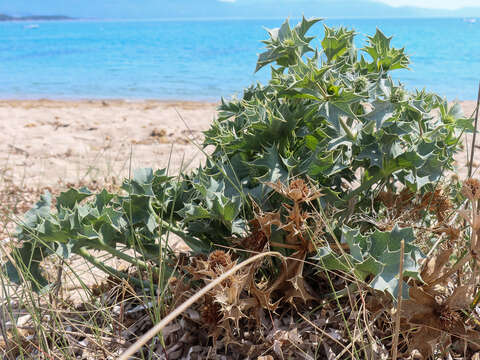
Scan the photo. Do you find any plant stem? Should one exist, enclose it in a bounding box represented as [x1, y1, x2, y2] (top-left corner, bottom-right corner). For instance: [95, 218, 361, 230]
[468, 82, 480, 178]
[338, 116, 356, 141]
[92, 242, 152, 271]
[472, 200, 478, 252]
[77, 247, 149, 288]
[429, 251, 472, 287]
[392, 239, 404, 360]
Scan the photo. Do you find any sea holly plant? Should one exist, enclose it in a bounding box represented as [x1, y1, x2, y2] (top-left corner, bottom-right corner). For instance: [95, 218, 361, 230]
[6, 17, 472, 301]
[316, 225, 425, 299]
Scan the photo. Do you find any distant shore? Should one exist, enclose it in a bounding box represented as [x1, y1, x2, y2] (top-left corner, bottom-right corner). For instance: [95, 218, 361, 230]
[0, 14, 74, 21]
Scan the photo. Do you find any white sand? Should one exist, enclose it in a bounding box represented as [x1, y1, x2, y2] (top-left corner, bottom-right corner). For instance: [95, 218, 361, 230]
[0, 99, 218, 189]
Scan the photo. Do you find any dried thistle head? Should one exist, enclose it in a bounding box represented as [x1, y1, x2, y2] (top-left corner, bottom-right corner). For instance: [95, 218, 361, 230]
[288, 179, 311, 201]
[377, 190, 395, 208]
[267, 178, 323, 203]
[433, 225, 460, 244]
[462, 178, 480, 201]
[201, 295, 221, 330]
[438, 305, 462, 331]
[420, 189, 452, 223]
[378, 188, 413, 211]
[433, 195, 452, 223]
[208, 250, 233, 272]
[240, 220, 268, 252]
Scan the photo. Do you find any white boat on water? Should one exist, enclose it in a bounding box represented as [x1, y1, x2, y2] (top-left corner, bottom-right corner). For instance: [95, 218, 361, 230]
[464, 18, 477, 23]
[24, 24, 39, 29]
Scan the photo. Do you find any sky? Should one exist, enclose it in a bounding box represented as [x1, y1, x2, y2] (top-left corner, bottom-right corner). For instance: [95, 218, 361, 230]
[376, 0, 480, 9]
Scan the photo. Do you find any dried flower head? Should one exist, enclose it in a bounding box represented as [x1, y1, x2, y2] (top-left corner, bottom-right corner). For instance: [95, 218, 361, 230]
[201, 295, 221, 329]
[462, 178, 480, 201]
[208, 250, 232, 272]
[241, 220, 268, 252]
[267, 178, 323, 203]
[288, 179, 310, 201]
[420, 189, 452, 223]
[434, 225, 460, 243]
[377, 190, 395, 208]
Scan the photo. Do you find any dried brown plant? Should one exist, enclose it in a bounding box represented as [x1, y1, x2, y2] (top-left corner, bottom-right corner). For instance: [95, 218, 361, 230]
[179, 179, 325, 344]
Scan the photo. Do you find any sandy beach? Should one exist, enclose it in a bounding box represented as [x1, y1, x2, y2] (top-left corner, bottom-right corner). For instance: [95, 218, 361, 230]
[0, 99, 217, 188]
[0, 99, 477, 238]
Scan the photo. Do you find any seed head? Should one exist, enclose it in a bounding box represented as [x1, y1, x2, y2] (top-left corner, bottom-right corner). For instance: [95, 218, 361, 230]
[201, 295, 221, 329]
[354, 76, 368, 93]
[462, 178, 480, 201]
[390, 87, 406, 103]
[288, 179, 310, 201]
[242, 220, 268, 252]
[208, 250, 232, 272]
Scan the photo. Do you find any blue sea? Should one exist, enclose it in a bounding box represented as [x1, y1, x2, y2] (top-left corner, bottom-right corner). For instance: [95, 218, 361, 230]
[0, 18, 479, 101]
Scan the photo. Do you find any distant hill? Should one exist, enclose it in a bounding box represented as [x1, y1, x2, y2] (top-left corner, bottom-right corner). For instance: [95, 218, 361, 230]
[0, 14, 73, 21]
[148, 0, 480, 19]
[1, 0, 480, 19]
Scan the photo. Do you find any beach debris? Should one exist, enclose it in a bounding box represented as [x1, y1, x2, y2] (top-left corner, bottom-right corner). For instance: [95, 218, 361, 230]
[150, 128, 167, 137]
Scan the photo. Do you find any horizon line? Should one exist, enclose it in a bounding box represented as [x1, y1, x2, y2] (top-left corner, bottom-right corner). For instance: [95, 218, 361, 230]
[3, 15, 478, 22]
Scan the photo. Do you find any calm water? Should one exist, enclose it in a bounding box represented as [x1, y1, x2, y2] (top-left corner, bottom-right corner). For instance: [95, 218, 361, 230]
[0, 18, 479, 100]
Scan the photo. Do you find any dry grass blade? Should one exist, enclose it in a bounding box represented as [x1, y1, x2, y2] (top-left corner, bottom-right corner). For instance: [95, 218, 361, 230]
[468, 82, 480, 178]
[118, 251, 286, 360]
[391, 239, 404, 360]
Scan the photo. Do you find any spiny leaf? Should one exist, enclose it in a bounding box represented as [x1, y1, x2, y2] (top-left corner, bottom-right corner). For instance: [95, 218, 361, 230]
[95, 189, 115, 212]
[121, 195, 157, 233]
[363, 28, 409, 71]
[321, 25, 355, 62]
[57, 187, 92, 210]
[252, 145, 289, 185]
[315, 225, 424, 299]
[256, 17, 320, 72]
[364, 100, 395, 130]
[5, 241, 51, 292]
[122, 168, 155, 196]
[20, 191, 52, 229]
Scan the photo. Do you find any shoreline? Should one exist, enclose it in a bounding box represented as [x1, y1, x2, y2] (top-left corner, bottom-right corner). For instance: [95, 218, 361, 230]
[0, 93, 476, 103]
[0, 97, 476, 105]
[0, 98, 219, 108]
[0, 98, 220, 105]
